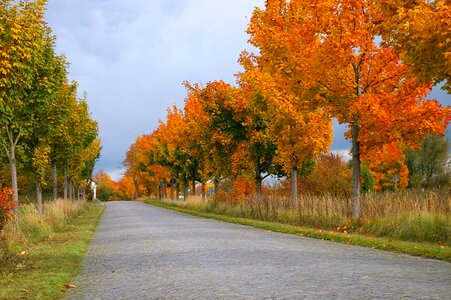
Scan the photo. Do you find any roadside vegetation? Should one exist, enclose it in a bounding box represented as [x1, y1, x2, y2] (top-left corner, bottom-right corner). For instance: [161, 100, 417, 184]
[0, 199, 104, 300]
[146, 194, 450, 261]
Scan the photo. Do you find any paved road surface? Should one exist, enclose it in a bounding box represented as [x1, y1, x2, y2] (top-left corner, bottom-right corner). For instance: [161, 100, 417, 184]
[66, 201, 451, 299]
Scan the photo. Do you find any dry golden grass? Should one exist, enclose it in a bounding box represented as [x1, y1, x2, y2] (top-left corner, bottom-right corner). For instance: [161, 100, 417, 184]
[160, 190, 451, 244]
[1, 199, 87, 246]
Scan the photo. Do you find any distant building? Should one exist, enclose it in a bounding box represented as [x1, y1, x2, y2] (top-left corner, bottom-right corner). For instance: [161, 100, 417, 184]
[91, 181, 97, 200]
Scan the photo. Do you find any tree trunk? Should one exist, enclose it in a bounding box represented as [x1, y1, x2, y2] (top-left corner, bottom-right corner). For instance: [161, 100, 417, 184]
[255, 162, 262, 199]
[291, 166, 298, 207]
[163, 181, 168, 198]
[352, 63, 362, 220]
[63, 165, 68, 200]
[8, 149, 19, 216]
[82, 187, 86, 201]
[36, 181, 43, 214]
[133, 177, 139, 200]
[191, 179, 196, 196]
[69, 180, 74, 201]
[256, 178, 262, 199]
[351, 121, 361, 220]
[77, 187, 80, 201]
[201, 182, 206, 200]
[183, 181, 188, 200]
[170, 181, 174, 200]
[52, 163, 58, 200]
[214, 178, 219, 196]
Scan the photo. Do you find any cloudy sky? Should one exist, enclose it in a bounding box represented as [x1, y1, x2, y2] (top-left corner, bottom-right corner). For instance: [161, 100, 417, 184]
[44, 1, 450, 180]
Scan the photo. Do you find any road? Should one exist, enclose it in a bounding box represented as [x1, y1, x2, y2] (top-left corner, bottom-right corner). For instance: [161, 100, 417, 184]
[65, 201, 451, 299]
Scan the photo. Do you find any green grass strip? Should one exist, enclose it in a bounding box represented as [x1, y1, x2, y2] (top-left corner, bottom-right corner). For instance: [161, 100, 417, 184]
[145, 199, 450, 262]
[0, 204, 105, 300]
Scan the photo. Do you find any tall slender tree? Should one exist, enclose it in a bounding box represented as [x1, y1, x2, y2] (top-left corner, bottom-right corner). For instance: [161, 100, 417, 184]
[1, 0, 50, 213]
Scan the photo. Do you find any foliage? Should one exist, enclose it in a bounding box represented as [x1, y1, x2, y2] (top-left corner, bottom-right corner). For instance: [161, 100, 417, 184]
[0, 188, 14, 230]
[93, 171, 119, 201]
[298, 154, 353, 197]
[360, 165, 375, 194]
[374, 0, 451, 92]
[406, 134, 451, 190]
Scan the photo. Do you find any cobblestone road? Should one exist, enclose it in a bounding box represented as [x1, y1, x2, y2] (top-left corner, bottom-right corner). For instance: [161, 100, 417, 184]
[65, 201, 451, 299]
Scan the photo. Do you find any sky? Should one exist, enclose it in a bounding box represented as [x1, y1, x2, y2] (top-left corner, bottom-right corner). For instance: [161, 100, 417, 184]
[44, 1, 450, 181]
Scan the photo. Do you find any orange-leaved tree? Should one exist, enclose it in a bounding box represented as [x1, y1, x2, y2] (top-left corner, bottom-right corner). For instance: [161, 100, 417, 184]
[185, 81, 252, 194]
[241, 0, 333, 204]
[247, 0, 450, 218]
[123, 134, 154, 199]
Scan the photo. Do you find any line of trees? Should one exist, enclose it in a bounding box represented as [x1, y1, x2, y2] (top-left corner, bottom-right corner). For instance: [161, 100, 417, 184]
[116, 0, 449, 220]
[0, 0, 101, 215]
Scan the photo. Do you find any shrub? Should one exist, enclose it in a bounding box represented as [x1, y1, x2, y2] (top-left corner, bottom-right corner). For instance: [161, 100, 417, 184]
[0, 188, 15, 231]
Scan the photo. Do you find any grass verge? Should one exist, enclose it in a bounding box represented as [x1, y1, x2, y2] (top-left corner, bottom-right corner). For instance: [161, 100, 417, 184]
[0, 203, 105, 300]
[145, 199, 450, 262]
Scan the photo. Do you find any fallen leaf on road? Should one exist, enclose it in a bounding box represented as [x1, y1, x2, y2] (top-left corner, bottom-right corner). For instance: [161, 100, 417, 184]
[63, 284, 76, 289]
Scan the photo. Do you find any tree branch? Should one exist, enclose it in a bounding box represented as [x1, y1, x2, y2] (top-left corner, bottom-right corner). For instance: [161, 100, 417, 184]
[5, 125, 13, 145]
[262, 173, 271, 180]
[2, 142, 10, 158]
[13, 126, 22, 147]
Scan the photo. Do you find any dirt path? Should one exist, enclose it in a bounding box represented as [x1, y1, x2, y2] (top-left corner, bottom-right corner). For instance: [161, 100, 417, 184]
[65, 201, 451, 299]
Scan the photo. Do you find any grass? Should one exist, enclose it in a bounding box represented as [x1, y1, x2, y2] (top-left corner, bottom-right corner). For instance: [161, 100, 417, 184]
[0, 201, 105, 300]
[145, 198, 451, 262]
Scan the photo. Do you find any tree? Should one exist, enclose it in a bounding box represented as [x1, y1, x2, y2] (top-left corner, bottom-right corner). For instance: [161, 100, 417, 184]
[236, 87, 283, 198]
[240, 6, 333, 204]
[406, 134, 450, 190]
[0, 0, 49, 214]
[123, 134, 154, 199]
[94, 171, 119, 201]
[151, 107, 191, 199]
[66, 97, 99, 200]
[48, 81, 79, 200]
[24, 41, 67, 212]
[184, 81, 249, 196]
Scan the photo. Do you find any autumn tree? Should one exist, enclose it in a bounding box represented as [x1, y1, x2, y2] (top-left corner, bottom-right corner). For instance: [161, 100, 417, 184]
[181, 83, 211, 198]
[123, 134, 154, 199]
[151, 107, 190, 199]
[23, 40, 68, 212]
[240, 1, 333, 204]
[0, 0, 49, 213]
[66, 97, 99, 200]
[183, 81, 251, 196]
[94, 171, 119, 201]
[246, 0, 450, 219]
[48, 79, 76, 200]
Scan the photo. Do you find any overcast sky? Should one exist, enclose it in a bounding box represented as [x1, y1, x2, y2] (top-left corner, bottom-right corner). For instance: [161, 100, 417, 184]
[45, 1, 450, 180]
